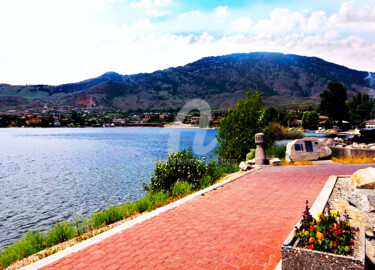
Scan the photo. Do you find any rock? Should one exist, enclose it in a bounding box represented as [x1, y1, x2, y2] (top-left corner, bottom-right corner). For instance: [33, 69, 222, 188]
[269, 158, 281, 166]
[366, 239, 375, 265]
[371, 146, 375, 150]
[351, 167, 375, 189]
[245, 158, 255, 165]
[285, 137, 331, 162]
[366, 228, 375, 238]
[333, 201, 375, 229]
[239, 161, 250, 171]
[348, 189, 375, 213]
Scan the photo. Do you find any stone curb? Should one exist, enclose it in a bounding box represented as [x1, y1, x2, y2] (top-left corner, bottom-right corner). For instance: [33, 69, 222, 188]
[274, 174, 350, 270]
[20, 168, 260, 270]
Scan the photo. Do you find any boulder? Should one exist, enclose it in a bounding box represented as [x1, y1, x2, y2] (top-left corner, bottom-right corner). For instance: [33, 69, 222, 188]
[239, 161, 250, 171]
[246, 158, 255, 165]
[348, 189, 375, 213]
[269, 158, 281, 166]
[285, 137, 331, 162]
[333, 201, 375, 229]
[366, 239, 375, 266]
[351, 167, 375, 189]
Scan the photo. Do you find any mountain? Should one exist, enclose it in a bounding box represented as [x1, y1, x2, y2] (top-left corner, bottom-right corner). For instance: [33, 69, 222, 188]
[1, 52, 374, 112]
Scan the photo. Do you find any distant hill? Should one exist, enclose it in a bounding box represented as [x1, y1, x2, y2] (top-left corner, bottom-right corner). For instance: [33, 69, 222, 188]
[1, 52, 374, 112]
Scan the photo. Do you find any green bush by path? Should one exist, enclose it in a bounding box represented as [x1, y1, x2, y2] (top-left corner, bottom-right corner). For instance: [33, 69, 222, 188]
[172, 181, 193, 198]
[265, 144, 287, 159]
[46, 222, 76, 246]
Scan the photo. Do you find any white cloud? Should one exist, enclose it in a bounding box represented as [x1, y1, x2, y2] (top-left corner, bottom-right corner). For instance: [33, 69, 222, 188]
[329, 1, 375, 24]
[254, 8, 304, 34]
[131, 19, 153, 29]
[179, 10, 200, 18]
[131, 0, 172, 9]
[215, 6, 228, 17]
[1, 0, 375, 85]
[231, 17, 253, 33]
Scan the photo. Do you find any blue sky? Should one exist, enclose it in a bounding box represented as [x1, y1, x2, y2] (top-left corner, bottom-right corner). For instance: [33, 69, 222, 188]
[0, 0, 375, 84]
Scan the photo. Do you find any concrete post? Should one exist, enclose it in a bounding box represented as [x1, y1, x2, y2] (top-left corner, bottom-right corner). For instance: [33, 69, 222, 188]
[255, 133, 266, 165]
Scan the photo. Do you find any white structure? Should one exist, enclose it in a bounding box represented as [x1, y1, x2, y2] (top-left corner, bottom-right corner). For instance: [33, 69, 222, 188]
[285, 137, 332, 162]
[365, 119, 375, 129]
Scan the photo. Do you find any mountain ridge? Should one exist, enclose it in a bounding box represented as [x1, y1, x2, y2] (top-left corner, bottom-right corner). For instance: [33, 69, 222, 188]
[1, 52, 374, 112]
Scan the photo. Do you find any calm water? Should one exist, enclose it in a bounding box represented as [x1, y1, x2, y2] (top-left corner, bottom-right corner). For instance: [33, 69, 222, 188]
[0, 128, 218, 250]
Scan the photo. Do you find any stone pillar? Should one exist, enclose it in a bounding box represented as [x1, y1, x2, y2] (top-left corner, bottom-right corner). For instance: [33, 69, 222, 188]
[255, 133, 266, 165]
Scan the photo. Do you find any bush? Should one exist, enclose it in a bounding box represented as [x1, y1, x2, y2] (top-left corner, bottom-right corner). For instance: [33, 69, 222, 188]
[265, 122, 303, 141]
[144, 148, 207, 192]
[199, 176, 215, 189]
[47, 222, 76, 246]
[246, 149, 255, 161]
[265, 144, 287, 159]
[172, 181, 193, 198]
[0, 232, 47, 269]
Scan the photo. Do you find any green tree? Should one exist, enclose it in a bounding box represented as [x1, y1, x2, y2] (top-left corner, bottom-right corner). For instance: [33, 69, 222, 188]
[348, 93, 374, 121]
[263, 106, 278, 123]
[215, 91, 271, 161]
[302, 111, 319, 130]
[319, 82, 349, 127]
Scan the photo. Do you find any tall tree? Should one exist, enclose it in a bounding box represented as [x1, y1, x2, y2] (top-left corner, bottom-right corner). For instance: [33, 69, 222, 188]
[348, 93, 374, 121]
[319, 82, 349, 127]
[215, 90, 272, 161]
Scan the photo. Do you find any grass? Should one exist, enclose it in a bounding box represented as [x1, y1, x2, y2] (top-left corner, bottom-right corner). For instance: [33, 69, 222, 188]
[332, 157, 375, 164]
[0, 163, 238, 269]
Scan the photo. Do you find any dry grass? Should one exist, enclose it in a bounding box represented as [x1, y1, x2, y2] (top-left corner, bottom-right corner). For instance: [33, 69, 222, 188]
[332, 157, 375, 164]
[281, 160, 313, 166]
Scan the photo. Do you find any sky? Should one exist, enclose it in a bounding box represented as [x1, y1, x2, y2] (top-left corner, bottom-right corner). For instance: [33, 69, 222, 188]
[0, 0, 375, 85]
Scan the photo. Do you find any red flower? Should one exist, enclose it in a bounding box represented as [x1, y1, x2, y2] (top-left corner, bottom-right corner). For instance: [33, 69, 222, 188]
[308, 244, 314, 250]
[309, 226, 314, 231]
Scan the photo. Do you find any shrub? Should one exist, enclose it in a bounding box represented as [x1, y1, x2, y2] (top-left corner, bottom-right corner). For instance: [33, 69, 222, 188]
[199, 176, 215, 189]
[144, 148, 207, 192]
[0, 232, 47, 269]
[266, 144, 286, 159]
[294, 201, 353, 255]
[46, 222, 76, 246]
[246, 149, 255, 161]
[147, 191, 170, 208]
[265, 122, 303, 141]
[172, 181, 193, 198]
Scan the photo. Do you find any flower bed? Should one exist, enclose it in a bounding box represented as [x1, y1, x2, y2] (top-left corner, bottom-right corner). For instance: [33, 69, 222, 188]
[282, 201, 365, 270]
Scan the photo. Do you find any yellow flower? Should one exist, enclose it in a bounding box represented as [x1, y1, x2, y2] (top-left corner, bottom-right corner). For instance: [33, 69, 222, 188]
[331, 210, 338, 217]
[317, 212, 323, 219]
[316, 231, 324, 240]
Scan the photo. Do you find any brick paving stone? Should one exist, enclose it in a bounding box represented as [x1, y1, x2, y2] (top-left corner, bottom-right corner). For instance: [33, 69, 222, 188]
[40, 164, 374, 269]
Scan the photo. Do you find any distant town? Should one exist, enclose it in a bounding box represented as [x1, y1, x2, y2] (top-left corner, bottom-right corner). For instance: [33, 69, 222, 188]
[0, 105, 224, 128]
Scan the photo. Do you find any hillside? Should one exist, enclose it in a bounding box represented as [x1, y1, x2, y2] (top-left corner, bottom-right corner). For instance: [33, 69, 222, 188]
[1, 52, 374, 112]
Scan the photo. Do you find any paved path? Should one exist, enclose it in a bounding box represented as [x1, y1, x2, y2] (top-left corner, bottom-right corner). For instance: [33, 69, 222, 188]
[42, 164, 373, 270]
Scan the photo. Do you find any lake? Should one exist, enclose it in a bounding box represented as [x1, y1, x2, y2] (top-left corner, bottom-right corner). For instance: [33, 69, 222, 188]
[0, 128, 218, 251]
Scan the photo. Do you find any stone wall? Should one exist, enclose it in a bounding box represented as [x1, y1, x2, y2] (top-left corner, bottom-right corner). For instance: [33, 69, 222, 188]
[331, 147, 375, 159]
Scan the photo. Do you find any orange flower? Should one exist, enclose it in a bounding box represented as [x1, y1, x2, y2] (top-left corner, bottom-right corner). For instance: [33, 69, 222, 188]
[316, 231, 324, 240]
[309, 237, 314, 243]
[317, 212, 323, 219]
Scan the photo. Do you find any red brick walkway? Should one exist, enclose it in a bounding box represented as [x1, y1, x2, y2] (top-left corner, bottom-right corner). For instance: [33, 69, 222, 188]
[42, 164, 373, 270]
